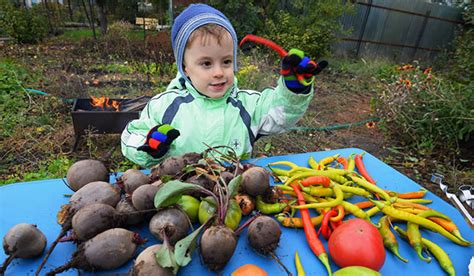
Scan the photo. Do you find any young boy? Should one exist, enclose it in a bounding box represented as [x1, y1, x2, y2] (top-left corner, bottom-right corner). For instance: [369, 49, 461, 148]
[121, 3, 326, 168]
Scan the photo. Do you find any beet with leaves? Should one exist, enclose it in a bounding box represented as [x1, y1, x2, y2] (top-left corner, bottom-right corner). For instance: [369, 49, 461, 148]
[149, 208, 190, 246]
[131, 245, 173, 276]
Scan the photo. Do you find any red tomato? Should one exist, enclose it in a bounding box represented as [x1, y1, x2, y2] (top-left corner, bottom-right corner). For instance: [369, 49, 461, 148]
[328, 218, 386, 271]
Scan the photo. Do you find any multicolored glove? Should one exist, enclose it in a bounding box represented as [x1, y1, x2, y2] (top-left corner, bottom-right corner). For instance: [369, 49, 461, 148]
[280, 48, 328, 93]
[137, 124, 180, 159]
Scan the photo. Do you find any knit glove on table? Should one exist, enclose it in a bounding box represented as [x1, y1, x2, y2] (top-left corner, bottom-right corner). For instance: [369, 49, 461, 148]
[281, 48, 328, 93]
[137, 124, 180, 159]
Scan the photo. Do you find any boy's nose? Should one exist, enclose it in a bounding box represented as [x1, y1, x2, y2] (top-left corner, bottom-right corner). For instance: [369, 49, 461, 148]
[213, 66, 224, 78]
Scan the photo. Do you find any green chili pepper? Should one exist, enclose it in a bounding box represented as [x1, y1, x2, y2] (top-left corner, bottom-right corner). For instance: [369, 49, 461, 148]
[378, 216, 408, 263]
[256, 195, 292, 214]
[395, 226, 456, 276]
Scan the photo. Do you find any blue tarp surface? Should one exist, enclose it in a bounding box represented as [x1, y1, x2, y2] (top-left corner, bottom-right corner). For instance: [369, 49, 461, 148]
[1, 148, 473, 275]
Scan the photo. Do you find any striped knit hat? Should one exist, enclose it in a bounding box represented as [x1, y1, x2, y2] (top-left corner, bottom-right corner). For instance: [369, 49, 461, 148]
[171, 4, 238, 81]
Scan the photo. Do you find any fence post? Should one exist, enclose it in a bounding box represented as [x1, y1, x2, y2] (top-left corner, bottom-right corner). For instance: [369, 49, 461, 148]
[412, 10, 431, 60]
[356, 0, 373, 58]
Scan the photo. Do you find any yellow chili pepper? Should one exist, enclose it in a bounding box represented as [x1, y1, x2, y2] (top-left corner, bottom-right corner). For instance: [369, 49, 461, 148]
[350, 176, 392, 202]
[308, 156, 320, 170]
[295, 251, 306, 276]
[395, 226, 456, 276]
[318, 154, 340, 169]
[276, 213, 323, 228]
[371, 199, 473, 246]
[268, 160, 300, 169]
[340, 200, 370, 220]
[292, 184, 343, 210]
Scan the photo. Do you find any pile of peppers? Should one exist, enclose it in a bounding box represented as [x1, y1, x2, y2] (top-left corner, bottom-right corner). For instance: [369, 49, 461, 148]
[253, 152, 474, 276]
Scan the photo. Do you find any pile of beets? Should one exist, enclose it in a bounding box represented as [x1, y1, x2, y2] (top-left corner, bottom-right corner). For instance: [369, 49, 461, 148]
[1, 150, 283, 275]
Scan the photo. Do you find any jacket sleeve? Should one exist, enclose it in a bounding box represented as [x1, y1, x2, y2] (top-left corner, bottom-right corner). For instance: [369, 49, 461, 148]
[121, 97, 166, 168]
[250, 76, 314, 135]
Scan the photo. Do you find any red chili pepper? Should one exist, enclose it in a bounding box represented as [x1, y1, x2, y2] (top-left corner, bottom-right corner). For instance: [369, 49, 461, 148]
[239, 34, 288, 58]
[337, 157, 349, 169]
[355, 154, 376, 184]
[318, 209, 337, 240]
[300, 176, 331, 188]
[290, 183, 332, 275]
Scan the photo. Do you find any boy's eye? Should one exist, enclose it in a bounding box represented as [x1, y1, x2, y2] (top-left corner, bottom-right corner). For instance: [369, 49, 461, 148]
[224, 59, 232, 65]
[201, 61, 212, 67]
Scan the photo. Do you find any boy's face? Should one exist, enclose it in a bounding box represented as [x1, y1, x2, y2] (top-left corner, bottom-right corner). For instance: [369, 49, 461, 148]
[183, 32, 234, 98]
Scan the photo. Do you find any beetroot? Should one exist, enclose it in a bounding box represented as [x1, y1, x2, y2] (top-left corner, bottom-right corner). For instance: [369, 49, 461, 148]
[36, 181, 121, 274]
[71, 203, 117, 241]
[115, 198, 145, 226]
[149, 208, 189, 245]
[241, 167, 270, 196]
[247, 216, 281, 254]
[47, 228, 142, 275]
[69, 181, 121, 212]
[200, 225, 237, 271]
[132, 245, 173, 276]
[117, 169, 150, 194]
[66, 159, 109, 191]
[131, 184, 158, 211]
[1, 224, 46, 274]
[150, 156, 186, 178]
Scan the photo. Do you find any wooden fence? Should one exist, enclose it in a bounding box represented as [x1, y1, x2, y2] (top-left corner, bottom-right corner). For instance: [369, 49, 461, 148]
[334, 0, 464, 62]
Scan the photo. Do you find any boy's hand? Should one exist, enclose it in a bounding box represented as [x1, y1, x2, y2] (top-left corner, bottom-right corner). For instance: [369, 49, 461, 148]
[280, 48, 328, 92]
[137, 124, 180, 159]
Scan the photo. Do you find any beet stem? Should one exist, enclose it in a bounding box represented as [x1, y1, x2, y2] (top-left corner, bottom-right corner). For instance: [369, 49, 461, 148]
[270, 252, 292, 276]
[45, 260, 74, 276]
[234, 214, 260, 236]
[35, 227, 68, 276]
[0, 253, 16, 274]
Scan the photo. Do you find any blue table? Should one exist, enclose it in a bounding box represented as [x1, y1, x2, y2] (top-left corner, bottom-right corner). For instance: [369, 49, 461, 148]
[1, 148, 473, 275]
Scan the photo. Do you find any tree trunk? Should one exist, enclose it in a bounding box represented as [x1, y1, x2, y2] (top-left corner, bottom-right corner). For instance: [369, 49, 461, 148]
[81, 0, 96, 40]
[96, 0, 108, 35]
[67, 0, 73, 21]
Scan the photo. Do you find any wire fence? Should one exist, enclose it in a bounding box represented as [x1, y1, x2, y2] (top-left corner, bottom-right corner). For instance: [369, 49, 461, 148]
[334, 0, 464, 62]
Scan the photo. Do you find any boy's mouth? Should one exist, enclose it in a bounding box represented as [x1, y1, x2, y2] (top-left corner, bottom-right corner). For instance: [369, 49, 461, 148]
[209, 81, 227, 90]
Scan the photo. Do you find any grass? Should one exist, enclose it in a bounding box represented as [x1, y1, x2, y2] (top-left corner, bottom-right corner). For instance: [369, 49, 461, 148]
[58, 28, 160, 41]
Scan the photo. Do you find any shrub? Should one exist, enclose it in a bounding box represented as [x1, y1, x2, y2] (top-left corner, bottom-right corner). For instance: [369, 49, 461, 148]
[0, 0, 49, 43]
[263, 0, 353, 58]
[208, 0, 353, 59]
[448, 4, 473, 84]
[376, 63, 473, 154]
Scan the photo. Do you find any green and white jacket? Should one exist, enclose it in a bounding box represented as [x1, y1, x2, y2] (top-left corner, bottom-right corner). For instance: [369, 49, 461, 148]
[121, 76, 313, 168]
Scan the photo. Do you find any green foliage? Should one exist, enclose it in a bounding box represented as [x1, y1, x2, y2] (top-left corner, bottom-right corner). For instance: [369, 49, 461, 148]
[0, 60, 34, 137]
[448, 4, 473, 84]
[0, 0, 49, 43]
[1, 156, 73, 185]
[207, 0, 263, 37]
[208, 0, 353, 59]
[263, 0, 353, 58]
[330, 57, 396, 79]
[376, 63, 474, 154]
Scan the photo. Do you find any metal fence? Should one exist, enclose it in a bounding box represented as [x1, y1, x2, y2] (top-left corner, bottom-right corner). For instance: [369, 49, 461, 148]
[333, 0, 464, 62]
